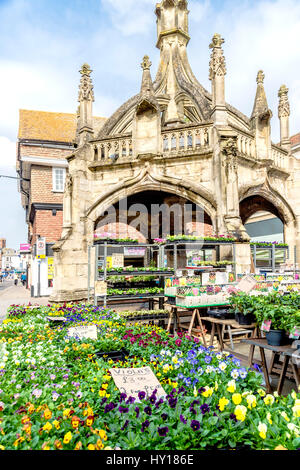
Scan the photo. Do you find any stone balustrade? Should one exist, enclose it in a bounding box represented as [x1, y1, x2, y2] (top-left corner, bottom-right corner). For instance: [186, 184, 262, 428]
[236, 133, 256, 159]
[93, 135, 133, 162]
[161, 125, 212, 154]
[92, 128, 288, 173]
[236, 132, 289, 172]
[271, 145, 289, 171]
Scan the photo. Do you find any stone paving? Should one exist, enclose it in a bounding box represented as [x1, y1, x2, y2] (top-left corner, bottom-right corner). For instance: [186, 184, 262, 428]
[0, 280, 49, 323]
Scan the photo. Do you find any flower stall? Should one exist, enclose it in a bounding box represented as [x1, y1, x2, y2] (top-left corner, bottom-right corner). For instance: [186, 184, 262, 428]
[0, 303, 299, 451]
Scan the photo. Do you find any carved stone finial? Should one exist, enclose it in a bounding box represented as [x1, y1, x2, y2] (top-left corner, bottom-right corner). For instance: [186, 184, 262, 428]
[256, 70, 265, 85]
[78, 64, 94, 102]
[209, 33, 225, 50]
[209, 34, 226, 80]
[80, 63, 92, 76]
[278, 84, 288, 97]
[278, 84, 290, 119]
[141, 55, 152, 71]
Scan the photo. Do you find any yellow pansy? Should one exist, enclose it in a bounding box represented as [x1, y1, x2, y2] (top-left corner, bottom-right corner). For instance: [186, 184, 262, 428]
[257, 389, 266, 397]
[88, 444, 96, 450]
[96, 440, 105, 450]
[53, 420, 60, 430]
[63, 432, 72, 445]
[218, 397, 229, 412]
[264, 394, 275, 405]
[227, 380, 236, 394]
[292, 402, 300, 418]
[63, 409, 71, 418]
[232, 393, 242, 405]
[280, 411, 290, 422]
[234, 405, 247, 422]
[43, 409, 52, 420]
[266, 412, 272, 425]
[246, 394, 257, 409]
[202, 386, 214, 398]
[42, 422, 52, 432]
[258, 422, 267, 439]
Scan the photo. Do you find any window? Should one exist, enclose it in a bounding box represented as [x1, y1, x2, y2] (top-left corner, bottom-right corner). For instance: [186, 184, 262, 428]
[52, 168, 66, 192]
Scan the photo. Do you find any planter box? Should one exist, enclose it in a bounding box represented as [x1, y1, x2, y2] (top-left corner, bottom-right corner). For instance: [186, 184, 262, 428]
[167, 239, 234, 245]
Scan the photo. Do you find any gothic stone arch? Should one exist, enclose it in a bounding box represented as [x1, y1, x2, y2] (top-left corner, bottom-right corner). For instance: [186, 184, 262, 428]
[83, 171, 218, 245]
[239, 183, 297, 262]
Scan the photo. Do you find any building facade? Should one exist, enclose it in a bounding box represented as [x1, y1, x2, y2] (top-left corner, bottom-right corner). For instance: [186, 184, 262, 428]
[18, 1, 300, 302]
[17, 111, 106, 296]
[0, 238, 6, 270]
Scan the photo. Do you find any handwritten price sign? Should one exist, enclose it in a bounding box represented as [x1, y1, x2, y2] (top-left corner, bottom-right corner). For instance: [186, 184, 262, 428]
[109, 366, 166, 400]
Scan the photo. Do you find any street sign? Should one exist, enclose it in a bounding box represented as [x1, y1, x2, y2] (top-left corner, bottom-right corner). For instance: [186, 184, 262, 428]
[36, 238, 46, 259]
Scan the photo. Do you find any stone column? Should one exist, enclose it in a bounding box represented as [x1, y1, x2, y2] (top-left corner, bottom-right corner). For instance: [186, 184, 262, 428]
[209, 34, 227, 126]
[235, 243, 252, 275]
[278, 85, 291, 151]
[284, 221, 296, 265]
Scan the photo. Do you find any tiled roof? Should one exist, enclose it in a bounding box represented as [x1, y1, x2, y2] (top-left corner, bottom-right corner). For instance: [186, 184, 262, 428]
[18, 109, 106, 143]
[291, 132, 300, 147]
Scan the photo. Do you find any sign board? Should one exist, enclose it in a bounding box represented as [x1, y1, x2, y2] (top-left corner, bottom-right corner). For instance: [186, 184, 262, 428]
[36, 237, 46, 259]
[48, 257, 54, 280]
[47, 316, 66, 322]
[109, 366, 166, 400]
[112, 253, 124, 268]
[67, 324, 98, 340]
[236, 274, 257, 293]
[95, 280, 107, 297]
[20, 243, 31, 253]
[124, 247, 146, 257]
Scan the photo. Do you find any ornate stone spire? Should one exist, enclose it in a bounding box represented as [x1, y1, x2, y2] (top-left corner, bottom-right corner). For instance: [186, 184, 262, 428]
[140, 55, 155, 96]
[251, 70, 269, 119]
[78, 63, 94, 102]
[209, 33, 226, 80]
[251, 70, 272, 159]
[278, 84, 290, 149]
[77, 63, 94, 144]
[155, 0, 190, 50]
[278, 85, 290, 118]
[209, 34, 227, 126]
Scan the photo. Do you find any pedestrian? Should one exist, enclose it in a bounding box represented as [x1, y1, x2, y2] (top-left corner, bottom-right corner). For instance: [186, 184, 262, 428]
[21, 272, 26, 287]
[13, 272, 18, 286]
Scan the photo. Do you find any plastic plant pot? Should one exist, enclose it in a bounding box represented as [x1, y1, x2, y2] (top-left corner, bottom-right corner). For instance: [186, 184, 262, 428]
[265, 329, 285, 347]
[235, 312, 255, 326]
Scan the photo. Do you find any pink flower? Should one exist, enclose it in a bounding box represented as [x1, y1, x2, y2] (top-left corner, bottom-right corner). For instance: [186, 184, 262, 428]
[175, 338, 182, 347]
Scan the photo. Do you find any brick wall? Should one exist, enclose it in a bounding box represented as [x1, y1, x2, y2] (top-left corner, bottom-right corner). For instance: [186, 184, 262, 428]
[32, 210, 63, 245]
[30, 165, 64, 205]
[21, 145, 72, 160]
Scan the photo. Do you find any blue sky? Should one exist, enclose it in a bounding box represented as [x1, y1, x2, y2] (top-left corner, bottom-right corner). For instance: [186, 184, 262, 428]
[1, 0, 300, 248]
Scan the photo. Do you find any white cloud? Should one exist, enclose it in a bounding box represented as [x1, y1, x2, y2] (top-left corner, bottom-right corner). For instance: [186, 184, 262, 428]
[0, 136, 16, 173]
[186, 0, 300, 142]
[102, 0, 156, 36]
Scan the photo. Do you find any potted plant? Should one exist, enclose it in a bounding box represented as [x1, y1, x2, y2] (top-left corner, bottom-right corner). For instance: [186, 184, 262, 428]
[254, 297, 294, 346]
[229, 292, 256, 325]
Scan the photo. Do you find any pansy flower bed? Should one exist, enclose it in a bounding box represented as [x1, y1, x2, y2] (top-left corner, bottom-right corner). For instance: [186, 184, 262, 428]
[0, 304, 299, 451]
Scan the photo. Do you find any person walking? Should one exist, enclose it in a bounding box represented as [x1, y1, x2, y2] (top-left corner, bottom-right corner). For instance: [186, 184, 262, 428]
[21, 273, 26, 287]
[13, 272, 18, 286]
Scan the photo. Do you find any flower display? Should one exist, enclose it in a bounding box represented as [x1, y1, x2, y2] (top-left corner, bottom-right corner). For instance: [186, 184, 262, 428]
[0, 304, 299, 450]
